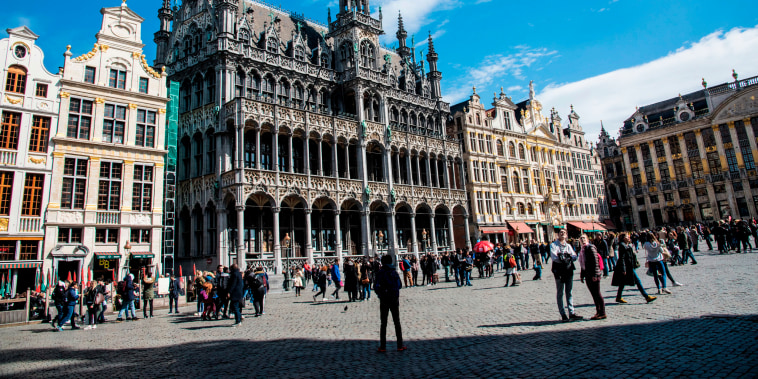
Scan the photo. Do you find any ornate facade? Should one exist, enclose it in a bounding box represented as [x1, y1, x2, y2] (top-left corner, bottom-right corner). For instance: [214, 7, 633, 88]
[157, 0, 469, 273]
[0, 27, 60, 293]
[451, 83, 608, 243]
[43, 2, 169, 282]
[603, 73, 758, 230]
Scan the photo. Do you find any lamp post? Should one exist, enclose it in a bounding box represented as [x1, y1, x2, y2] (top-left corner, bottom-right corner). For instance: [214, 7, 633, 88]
[283, 233, 292, 291]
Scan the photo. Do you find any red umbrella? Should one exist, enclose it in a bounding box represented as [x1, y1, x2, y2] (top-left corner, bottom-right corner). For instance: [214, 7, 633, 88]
[67, 271, 72, 282]
[111, 269, 115, 282]
[473, 240, 495, 253]
[73, 271, 77, 283]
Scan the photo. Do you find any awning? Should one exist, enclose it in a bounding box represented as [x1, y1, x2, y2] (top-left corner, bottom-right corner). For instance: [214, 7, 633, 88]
[480, 226, 510, 234]
[507, 222, 534, 234]
[131, 253, 155, 259]
[603, 220, 617, 230]
[0, 261, 42, 269]
[95, 253, 121, 260]
[553, 225, 566, 229]
[584, 222, 607, 232]
[567, 222, 587, 230]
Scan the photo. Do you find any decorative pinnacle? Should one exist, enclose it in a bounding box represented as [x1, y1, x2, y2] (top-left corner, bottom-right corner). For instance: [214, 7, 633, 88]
[397, 11, 406, 33]
[732, 69, 738, 81]
[702, 78, 707, 88]
[427, 31, 436, 54]
[473, 86, 477, 94]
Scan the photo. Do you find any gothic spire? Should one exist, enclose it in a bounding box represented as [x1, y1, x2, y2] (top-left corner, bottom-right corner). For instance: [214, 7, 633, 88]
[427, 31, 436, 54]
[396, 11, 410, 59]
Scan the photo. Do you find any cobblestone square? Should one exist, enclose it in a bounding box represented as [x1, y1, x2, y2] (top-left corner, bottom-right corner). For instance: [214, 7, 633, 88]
[1, 250, 756, 378]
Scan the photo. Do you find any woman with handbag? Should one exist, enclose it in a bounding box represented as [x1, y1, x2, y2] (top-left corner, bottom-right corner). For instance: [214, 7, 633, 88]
[612, 233, 657, 304]
[643, 232, 672, 294]
[578, 234, 606, 320]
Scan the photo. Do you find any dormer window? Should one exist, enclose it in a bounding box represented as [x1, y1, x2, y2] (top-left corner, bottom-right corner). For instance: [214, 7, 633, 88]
[239, 29, 250, 45]
[5, 66, 27, 94]
[360, 40, 375, 69]
[267, 37, 278, 54]
[294, 46, 305, 61]
[108, 69, 126, 90]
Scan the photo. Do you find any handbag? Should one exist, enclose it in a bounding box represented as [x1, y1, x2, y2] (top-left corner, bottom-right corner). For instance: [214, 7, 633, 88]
[95, 292, 105, 305]
[661, 246, 671, 260]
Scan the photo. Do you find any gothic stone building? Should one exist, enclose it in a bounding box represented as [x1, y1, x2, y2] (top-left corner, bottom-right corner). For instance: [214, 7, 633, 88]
[156, 0, 469, 273]
[600, 72, 758, 230]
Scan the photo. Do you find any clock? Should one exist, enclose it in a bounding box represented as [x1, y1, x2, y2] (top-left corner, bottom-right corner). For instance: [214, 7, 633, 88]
[14, 45, 26, 59]
[679, 112, 690, 122]
[636, 124, 645, 132]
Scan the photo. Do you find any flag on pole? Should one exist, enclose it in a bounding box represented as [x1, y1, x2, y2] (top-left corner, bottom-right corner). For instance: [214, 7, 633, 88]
[35, 267, 40, 293]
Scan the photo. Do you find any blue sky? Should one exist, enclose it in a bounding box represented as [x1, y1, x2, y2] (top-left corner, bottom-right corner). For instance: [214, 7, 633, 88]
[3, 0, 757, 141]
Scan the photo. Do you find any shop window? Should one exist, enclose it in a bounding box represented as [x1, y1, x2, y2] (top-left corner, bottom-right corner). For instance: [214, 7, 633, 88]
[95, 228, 119, 244]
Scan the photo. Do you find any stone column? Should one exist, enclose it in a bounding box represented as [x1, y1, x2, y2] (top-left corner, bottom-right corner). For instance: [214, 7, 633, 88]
[425, 157, 433, 187]
[447, 214, 456, 252]
[255, 127, 261, 170]
[410, 212, 419, 260]
[236, 205, 245, 269]
[273, 207, 282, 274]
[217, 208, 228, 266]
[334, 210, 343, 262]
[288, 132, 294, 173]
[360, 208, 370, 257]
[332, 139, 339, 178]
[463, 212, 473, 251]
[304, 136, 310, 175]
[386, 209, 398, 258]
[317, 138, 324, 175]
[304, 208, 313, 264]
[406, 153, 413, 185]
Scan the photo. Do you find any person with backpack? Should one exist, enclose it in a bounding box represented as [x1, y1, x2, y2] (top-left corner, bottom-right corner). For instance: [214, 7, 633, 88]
[142, 271, 156, 319]
[503, 248, 518, 287]
[117, 273, 138, 321]
[214, 266, 230, 319]
[374, 254, 406, 353]
[55, 282, 80, 331]
[51, 281, 67, 329]
[83, 281, 99, 329]
[248, 266, 269, 316]
[400, 256, 412, 288]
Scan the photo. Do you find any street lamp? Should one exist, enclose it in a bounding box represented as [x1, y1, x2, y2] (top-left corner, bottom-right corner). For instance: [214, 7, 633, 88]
[283, 233, 292, 291]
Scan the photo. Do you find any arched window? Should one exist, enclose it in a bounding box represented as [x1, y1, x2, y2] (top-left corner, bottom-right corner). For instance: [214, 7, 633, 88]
[293, 83, 304, 108]
[339, 42, 353, 68]
[239, 29, 250, 45]
[518, 203, 525, 215]
[267, 37, 278, 53]
[360, 40, 375, 68]
[497, 140, 504, 156]
[476, 113, 481, 125]
[527, 203, 534, 215]
[205, 70, 215, 104]
[192, 77, 203, 108]
[506, 202, 512, 215]
[518, 144, 525, 160]
[262, 75, 275, 99]
[320, 53, 330, 68]
[531, 147, 537, 161]
[509, 142, 516, 158]
[277, 79, 290, 105]
[512, 171, 521, 193]
[294, 46, 305, 61]
[5, 66, 27, 94]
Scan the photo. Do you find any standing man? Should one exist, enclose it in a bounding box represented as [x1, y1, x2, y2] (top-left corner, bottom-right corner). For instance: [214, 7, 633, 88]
[142, 270, 155, 319]
[167, 273, 180, 314]
[228, 263, 244, 327]
[550, 229, 583, 322]
[117, 273, 138, 321]
[401, 256, 412, 288]
[374, 255, 406, 353]
[214, 266, 230, 319]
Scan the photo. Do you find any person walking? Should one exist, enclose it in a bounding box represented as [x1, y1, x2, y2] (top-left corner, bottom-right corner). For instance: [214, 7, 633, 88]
[117, 273, 138, 321]
[401, 256, 413, 288]
[293, 268, 304, 297]
[330, 260, 342, 300]
[579, 234, 606, 320]
[142, 271, 155, 319]
[374, 255, 406, 353]
[503, 249, 518, 286]
[167, 273, 180, 314]
[550, 229, 583, 322]
[55, 282, 80, 331]
[50, 281, 67, 329]
[344, 258, 359, 302]
[313, 266, 328, 302]
[83, 281, 99, 329]
[594, 234, 610, 277]
[227, 263, 244, 327]
[612, 233, 657, 304]
[214, 266, 230, 319]
[360, 259, 372, 301]
[644, 232, 672, 295]
[248, 267, 268, 316]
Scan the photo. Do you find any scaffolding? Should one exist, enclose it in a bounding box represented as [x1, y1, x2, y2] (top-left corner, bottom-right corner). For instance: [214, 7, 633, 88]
[162, 81, 179, 275]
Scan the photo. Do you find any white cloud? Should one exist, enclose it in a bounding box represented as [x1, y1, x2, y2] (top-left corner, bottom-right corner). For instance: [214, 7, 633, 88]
[538, 26, 758, 143]
[372, 0, 459, 43]
[507, 85, 523, 92]
[443, 46, 558, 104]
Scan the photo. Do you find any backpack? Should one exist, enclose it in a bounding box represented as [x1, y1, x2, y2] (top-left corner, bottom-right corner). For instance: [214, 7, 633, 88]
[53, 284, 66, 303]
[250, 273, 264, 290]
[117, 281, 126, 295]
[217, 275, 229, 292]
[398, 260, 405, 271]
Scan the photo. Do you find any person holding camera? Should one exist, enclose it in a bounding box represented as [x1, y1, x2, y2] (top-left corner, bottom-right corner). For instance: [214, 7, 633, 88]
[549, 229, 583, 322]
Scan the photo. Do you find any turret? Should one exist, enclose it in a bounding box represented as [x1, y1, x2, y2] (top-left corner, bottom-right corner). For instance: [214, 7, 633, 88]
[396, 11, 410, 59]
[153, 0, 173, 68]
[426, 32, 442, 99]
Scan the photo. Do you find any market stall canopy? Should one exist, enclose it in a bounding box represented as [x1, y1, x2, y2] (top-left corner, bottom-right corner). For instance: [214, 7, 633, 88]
[480, 226, 510, 234]
[0, 261, 41, 269]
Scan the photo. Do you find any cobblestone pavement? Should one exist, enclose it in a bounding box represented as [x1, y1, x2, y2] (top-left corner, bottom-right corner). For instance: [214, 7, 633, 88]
[1, 249, 757, 378]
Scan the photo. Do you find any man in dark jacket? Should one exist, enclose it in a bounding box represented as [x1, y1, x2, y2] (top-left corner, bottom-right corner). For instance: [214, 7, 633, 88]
[167, 274, 181, 314]
[228, 264, 244, 327]
[214, 266, 230, 319]
[374, 255, 406, 352]
[55, 282, 80, 331]
[117, 273, 138, 321]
